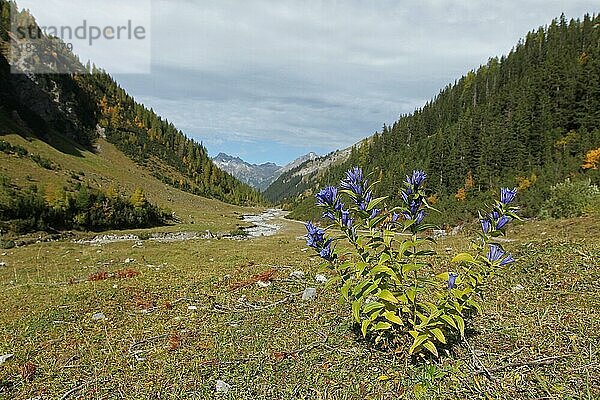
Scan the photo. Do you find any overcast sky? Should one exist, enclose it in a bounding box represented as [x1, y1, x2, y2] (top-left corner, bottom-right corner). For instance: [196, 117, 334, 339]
[19, 1, 600, 165]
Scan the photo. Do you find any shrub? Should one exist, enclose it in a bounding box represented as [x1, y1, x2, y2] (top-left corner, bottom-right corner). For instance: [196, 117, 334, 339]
[540, 178, 600, 218]
[304, 167, 519, 357]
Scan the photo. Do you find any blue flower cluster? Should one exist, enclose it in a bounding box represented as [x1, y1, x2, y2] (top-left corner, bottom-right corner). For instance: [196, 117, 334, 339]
[341, 167, 372, 211]
[450, 187, 518, 289]
[305, 221, 334, 260]
[400, 170, 428, 224]
[480, 187, 517, 233]
[486, 244, 515, 266]
[481, 187, 518, 266]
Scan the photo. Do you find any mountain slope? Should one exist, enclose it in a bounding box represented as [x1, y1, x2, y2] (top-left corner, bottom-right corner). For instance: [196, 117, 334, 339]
[283, 14, 600, 223]
[263, 148, 352, 203]
[0, 0, 262, 207]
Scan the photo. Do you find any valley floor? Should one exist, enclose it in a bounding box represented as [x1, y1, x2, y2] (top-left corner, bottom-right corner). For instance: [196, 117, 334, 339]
[0, 212, 599, 399]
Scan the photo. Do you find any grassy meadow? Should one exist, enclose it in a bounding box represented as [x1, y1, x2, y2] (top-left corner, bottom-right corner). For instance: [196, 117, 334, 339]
[0, 207, 598, 399]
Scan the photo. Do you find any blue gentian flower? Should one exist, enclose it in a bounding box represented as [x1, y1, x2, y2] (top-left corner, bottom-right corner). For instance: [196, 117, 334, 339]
[499, 254, 515, 266]
[415, 210, 426, 224]
[400, 190, 409, 205]
[487, 244, 505, 262]
[319, 239, 334, 260]
[392, 212, 400, 222]
[315, 186, 338, 207]
[305, 222, 325, 249]
[448, 272, 458, 290]
[341, 167, 367, 197]
[342, 167, 363, 186]
[490, 210, 500, 220]
[480, 218, 491, 234]
[409, 199, 421, 214]
[406, 170, 427, 188]
[496, 215, 511, 230]
[323, 211, 335, 221]
[370, 208, 380, 219]
[357, 191, 373, 211]
[500, 187, 518, 205]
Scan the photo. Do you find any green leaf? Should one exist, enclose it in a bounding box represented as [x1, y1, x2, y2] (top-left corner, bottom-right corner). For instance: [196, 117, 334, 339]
[340, 279, 352, 300]
[409, 334, 429, 355]
[423, 340, 439, 357]
[366, 196, 387, 211]
[378, 289, 399, 304]
[440, 314, 457, 330]
[452, 253, 475, 263]
[378, 253, 391, 264]
[361, 319, 371, 337]
[406, 288, 416, 303]
[353, 279, 371, 296]
[402, 263, 421, 274]
[383, 311, 404, 325]
[363, 301, 385, 314]
[373, 321, 392, 331]
[430, 328, 446, 344]
[454, 314, 465, 337]
[352, 300, 362, 322]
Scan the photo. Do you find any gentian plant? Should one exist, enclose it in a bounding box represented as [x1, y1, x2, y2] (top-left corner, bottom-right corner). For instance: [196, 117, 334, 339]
[305, 167, 520, 357]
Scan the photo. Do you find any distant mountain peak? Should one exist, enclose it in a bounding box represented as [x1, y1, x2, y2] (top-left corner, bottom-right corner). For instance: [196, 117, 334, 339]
[212, 152, 320, 191]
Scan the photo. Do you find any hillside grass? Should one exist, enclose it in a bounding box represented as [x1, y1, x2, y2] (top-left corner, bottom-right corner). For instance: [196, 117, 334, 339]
[0, 213, 598, 399]
[0, 132, 255, 234]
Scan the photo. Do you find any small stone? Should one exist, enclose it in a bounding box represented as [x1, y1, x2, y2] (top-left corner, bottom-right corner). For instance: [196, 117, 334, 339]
[0, 262, 6, 268]
[91, 312, 106, 321]
[512, 284, 525, 291]
[432, 230, 447, 239]
[0, 354, 13, 365]
[315, 274, 327, 284]
[215, 379, 231, 394]
[302, 287, 317, 301]
[124, 258, 134, 264]
[187, 305, 198, 311]
[290, 270, 305, 280]
[256, 280, 271, 288]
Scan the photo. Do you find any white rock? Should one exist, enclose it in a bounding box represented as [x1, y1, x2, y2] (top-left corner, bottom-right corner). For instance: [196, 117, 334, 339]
[315, 274, 328, 284]
[91, 312, 106, 321]
[512, 284, 525, 291]
[216, 380, 231, 394]
[0, 353, 13, 365]
[124, 258, 134, 264]
[256, 280, 271, 288]
[433, 229, 447, 239]
[290, 270, 305, 280]
[302, 287, 317, 301]
[0, 262, 6, 268]
[187, 305, 198, 311]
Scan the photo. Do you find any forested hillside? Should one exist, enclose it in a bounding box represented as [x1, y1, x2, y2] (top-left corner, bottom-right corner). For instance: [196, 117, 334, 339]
[282, 14, 600, 224]
[0, 0, 262, 206]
